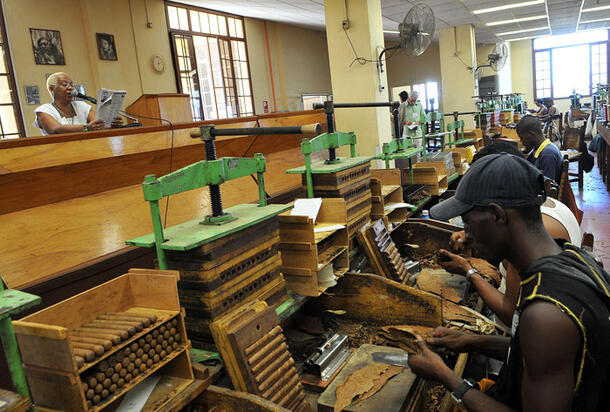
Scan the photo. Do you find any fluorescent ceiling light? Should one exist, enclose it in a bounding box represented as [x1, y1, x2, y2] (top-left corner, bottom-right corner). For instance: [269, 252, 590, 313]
[582, 5, 610, 13]
[384, 30, 399, 33]
[474, 0, 544, 15]
[486, 15, 547, 27]
[497, 26, 549, 36]
[506, 35, 540, 42]
[580, 17, 610, 24]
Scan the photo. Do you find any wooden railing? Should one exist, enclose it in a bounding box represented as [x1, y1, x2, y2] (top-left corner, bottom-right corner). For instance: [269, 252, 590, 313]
[0, 109, 325, 292]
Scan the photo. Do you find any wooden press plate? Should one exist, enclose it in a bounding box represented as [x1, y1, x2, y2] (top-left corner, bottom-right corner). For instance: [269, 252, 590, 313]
[300, 164, 371, 191]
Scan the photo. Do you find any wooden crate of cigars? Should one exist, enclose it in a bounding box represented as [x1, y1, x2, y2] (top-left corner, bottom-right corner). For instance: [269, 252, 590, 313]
[12, 269, 193, 411]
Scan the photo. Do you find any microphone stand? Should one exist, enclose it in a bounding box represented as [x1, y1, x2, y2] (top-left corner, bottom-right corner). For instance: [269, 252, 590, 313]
[75, 92, 142, 127]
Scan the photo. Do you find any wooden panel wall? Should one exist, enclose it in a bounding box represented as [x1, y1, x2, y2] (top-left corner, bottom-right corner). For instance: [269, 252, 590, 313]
[0, 110, 323, 290]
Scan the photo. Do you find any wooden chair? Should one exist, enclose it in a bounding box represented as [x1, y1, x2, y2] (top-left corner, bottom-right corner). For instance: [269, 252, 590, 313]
[561, 126, 585, 189]
[558, 157, 584, 224]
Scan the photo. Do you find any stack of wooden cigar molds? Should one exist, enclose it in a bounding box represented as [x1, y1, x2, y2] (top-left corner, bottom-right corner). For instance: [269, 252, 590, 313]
[12, 270, 194, 411]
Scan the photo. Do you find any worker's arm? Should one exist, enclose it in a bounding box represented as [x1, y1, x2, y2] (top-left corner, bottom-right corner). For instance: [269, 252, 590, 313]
[36, 112, 105, 134]
[410, 300, 579, 412]
[437, 249, 515, 325]
[426, 327, 510, 360]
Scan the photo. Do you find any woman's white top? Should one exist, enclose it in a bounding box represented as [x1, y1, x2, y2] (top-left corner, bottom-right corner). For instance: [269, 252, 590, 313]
[33, 101, 91, 135]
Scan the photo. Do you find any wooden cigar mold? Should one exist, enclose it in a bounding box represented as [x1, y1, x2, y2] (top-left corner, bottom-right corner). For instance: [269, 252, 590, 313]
[211, 301, 310, 411]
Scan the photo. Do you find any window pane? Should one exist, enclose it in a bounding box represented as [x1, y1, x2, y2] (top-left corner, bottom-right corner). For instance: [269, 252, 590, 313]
[0, 49, 6, 73]
[218, 15, 227, 36]
[209, 14, 219, 34]
[193, 36, 218, 120]
[228, 18, 237, 37]
[552, 45, 590, 97]
[0, 76, 11, 103]
[534, 29, 608, 50]
[168, 6, 179, 29]
[178, 8, 189, 30]
[190, 10, 200, 32]
[0, 105, 18, 134]
[200, 12, 210, 33]
[235, 20, 244, 38]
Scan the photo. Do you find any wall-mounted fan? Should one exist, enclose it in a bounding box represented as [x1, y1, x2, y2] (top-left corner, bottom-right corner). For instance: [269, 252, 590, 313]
[378, 3, 436, 91]
[478, 42, 508, 72]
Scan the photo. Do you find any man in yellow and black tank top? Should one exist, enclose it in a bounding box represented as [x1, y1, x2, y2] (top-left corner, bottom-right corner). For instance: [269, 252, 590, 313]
[406, 153, 610, 412]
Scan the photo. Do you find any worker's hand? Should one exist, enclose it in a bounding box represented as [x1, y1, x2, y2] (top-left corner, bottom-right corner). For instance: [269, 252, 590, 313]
[437, 249, 472, 276]
[86, 119, 105, 131]
[425, 327, 470, 353]
[449, 230, 471, 252]
[111, 116, 123, 128]
[408, 337, 454, 383]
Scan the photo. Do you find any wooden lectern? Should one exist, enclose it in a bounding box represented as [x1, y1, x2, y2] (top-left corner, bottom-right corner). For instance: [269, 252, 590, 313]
[124, 93, 192, 126]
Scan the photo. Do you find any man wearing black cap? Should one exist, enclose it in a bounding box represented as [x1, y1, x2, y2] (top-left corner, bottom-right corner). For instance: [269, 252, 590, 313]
[407, 154, 610, 411]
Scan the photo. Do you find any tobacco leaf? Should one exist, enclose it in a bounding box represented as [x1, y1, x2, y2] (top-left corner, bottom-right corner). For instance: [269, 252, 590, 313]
[374, 325, 436, 354]
[416, 269, 461, 303]
[466, 257, 502, 287]
[334, 363, 404, 412]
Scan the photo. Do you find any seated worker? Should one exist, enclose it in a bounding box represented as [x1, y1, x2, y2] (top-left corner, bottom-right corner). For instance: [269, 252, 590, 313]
[34, 72, 121, 135]
[529, 98, 548, 116]
[517, 115, 562, 183]
[401, 89, 425, 149]
[408, 153, 610, 412]
[434, 141, 581, 327]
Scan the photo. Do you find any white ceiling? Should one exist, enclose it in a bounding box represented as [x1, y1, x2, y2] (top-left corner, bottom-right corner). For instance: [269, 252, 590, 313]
[182, 0, 610, 44]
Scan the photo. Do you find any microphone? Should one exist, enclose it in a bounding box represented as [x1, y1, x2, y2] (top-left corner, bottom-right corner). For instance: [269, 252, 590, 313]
[69, 89, 97, 104]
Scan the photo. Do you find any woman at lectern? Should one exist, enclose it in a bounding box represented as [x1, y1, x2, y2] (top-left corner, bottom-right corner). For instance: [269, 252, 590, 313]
[33, 72, 117, 135]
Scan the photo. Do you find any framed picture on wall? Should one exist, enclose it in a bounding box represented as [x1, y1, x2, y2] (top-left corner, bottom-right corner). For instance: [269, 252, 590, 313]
[96, 33, 117, 61]
[24, 85, 40, 105]
[30, 28, 65, 65]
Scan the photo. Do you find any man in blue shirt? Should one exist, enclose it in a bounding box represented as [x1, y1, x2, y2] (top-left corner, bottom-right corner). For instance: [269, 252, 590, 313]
[516, 115, 563, 183]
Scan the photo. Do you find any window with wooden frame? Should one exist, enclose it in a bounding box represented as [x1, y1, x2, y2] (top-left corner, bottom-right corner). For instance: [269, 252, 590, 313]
[0, 3, 25, 139]
[533, 30, 609, 99]
[166, 2, 254, 121]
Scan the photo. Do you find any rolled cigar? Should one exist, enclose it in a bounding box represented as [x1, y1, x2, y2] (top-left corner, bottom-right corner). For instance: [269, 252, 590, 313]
[87, 400, 93, 409]
[145, 334, 152, 343]
[121, 357, 130, 368]
[107, 312, 157, 324]
[153, 354, 160, 363]
[168, 336, 174, 345]
[105, 367, 114, 378]
[102, 378, 111, 388]
[85, 321, 135, 336]
[93, 318, 143, 332]
[130, 342, 139, 352]
[152, 330, 159, 339]
[146, 359, 153, 367]
[127, 363, 135, 372]
[109, 383, 117, 393]
[119, 368, 127, 378]
[125, 373, 133, 382]
[82, 382, 88, 392]
[139, 363, 146, 372]
[75, 356, 85, 368]
[92, 394, 101, 404]
[98, 314, 147, 328]
[128, 353, 136, 361]
[171, 318, 177, 327]
[117, 378, 125, 387]
[163, 331, 170, 339]
[72, 336, 113, 351]
[73, 348, 95, 362]
[172, 342, 178, 350]
[123, 347, 132, 356]
[85, 388, 95, 400]
[94, 383, 103, 394]
[138, 338, 146, 347]
[132, 368, 140, 377]
[136, 348, 144, 357]
[169, 327, 176, 335]
[159, 325, 166, 334]
[73, 342, 104, 357]
[134, 359, 142, 368]
[147, 349, 155, 358]
[161, 340, 168, 349]
[111, 373, 119, 383]
[160, 350, 167, 359]
[98, 361, 109, 372]
[150, 339, 157, 347]
[155, 344, 162, 353]
[101, 389, 109, 398]
[76, 326, 128, 341]
[166, 345, 173, 354]
[141, 354, 149, 362]
[174, 334, 181, 342]
[114, 363, 122, 372]
[87, 377, 97, 387]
